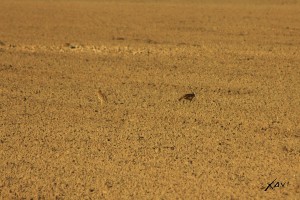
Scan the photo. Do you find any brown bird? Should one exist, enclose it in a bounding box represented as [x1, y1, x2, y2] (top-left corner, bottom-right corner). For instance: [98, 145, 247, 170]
[178, 92, 196, 101]
[97, 89, 108, 106]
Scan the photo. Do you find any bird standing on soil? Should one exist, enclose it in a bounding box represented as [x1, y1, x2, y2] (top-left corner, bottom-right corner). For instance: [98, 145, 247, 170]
[97, 89, 108, 105]
[178, 92, 196, 101]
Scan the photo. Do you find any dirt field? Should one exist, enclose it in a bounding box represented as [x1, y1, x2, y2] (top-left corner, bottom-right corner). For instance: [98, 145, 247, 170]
[0, 0, 299, 199]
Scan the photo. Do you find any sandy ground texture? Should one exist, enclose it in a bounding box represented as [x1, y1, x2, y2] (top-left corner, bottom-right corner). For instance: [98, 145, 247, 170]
[1, 0, 300, 199]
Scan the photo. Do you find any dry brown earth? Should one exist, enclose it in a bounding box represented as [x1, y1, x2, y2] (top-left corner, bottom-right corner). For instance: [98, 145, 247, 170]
[0, 0, 299, 199]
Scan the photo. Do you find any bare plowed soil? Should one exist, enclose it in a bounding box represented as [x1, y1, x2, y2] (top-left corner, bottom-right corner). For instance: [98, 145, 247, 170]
[0, 0, 299, 199]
